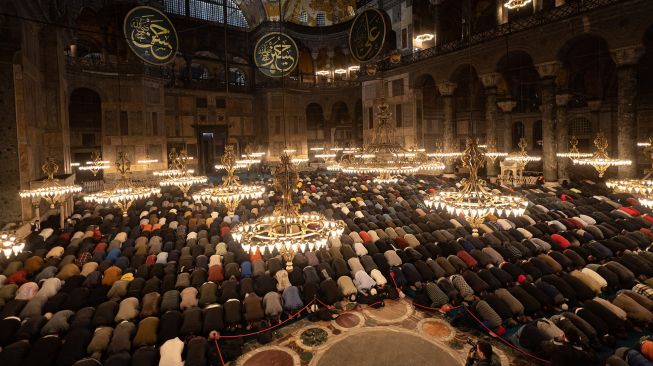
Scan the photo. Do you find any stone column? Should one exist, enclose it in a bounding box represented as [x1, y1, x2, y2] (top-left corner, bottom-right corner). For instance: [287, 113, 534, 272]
[497, 100, 517, 152]
[536, 61, 560, 184]
[612, 46, 644, 178]
[0, 43, 24, 226]
[438, 81, 457, 175]
[480, 72, 502, 177]
[555, 93, 572, 182]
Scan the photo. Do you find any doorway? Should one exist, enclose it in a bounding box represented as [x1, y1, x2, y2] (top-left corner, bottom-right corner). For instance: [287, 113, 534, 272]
[197, 126, 227, 175]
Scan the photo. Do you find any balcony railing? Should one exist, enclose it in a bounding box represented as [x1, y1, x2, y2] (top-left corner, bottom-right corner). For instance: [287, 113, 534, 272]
[379, 0, 626, 71]
[256, 78, 360, 90]
[66, 55, 170, 79]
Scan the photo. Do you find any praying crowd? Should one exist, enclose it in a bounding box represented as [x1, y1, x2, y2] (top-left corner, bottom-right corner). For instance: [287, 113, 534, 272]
[1, 172, 653, 366]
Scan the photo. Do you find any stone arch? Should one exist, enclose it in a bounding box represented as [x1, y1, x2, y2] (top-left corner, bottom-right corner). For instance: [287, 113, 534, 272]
[556, 34, 617, 107]
[69, 88, 102, 172]
[496, 50, 540, 113]
[412, 74, 442, 148]
[306, 103, 325, 145]
[451, 64, 485, 136]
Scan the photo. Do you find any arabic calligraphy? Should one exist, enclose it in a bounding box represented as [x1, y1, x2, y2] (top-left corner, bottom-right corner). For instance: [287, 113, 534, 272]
[254, 32, 299, 78]
[349, 9, 387, 63]
[124, 6, 178, 65]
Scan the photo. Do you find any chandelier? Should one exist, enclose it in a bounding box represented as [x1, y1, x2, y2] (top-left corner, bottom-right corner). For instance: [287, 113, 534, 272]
[606, 137, 653, 207]
[232, 154, 345, 271]
[193, 145, 265, 216]
[159, 149, 207, 196]
[484, 137, 508, 163]
[1, 232, 25, 258]
[504, 0, 532, 9]
[556, 136, 593, 159]
[334, 98, 444, 183]
[424, 138, 528, 236]
[572, 132, 631, 177]
[505, 138, 541, 165]
[19, 158, 83, 208]
[78, 150, 110, 176]
[84, 152, 160, 216]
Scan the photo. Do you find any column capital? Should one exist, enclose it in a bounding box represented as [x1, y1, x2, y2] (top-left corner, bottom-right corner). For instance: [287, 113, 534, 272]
[611, 45, 645, 67]
[535, 61, 561, 79]
[555, 93, 572, 107]
[587, 100, 602, 112]
[437, 81, 457, 96]
[479, 72, 502, 89]
[497, 100, 517, 113]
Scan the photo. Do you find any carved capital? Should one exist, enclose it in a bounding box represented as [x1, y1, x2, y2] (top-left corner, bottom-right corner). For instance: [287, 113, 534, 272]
[480, 72, 502, 88]
[535, 61, 561, 79]
[555, 93, 572, 107]
[611, 45, 645, 67]
[497, 100, 517, 113]
[437, 81, 457, 96]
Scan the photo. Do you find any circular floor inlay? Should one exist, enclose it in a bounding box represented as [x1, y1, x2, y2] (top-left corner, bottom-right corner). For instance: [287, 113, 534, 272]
[362, 300, 412, 324]
[418, 318, 455, 341]
[242, 350, 294, 366]
[311, 328, 462, 366]
[300, 327, 328, 347]
[335, 313, 360, 328]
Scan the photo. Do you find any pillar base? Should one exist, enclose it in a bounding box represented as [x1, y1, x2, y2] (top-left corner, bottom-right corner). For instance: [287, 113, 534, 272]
[543, 181, 560, 188]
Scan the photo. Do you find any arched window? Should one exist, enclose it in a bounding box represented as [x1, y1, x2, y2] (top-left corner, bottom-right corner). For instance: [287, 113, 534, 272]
[164, 0, 248, 28]
[299, 11, 308, 24]
[229, 68, 246, 86]
[316, 12, 326, 27]
[569, 117, 592, 136]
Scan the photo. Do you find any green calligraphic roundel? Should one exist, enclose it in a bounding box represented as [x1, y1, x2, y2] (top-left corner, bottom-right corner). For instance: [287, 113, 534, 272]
[349, 9, 388, 63]
[124, 6, 179, 65]
[254, 32, 299, 78]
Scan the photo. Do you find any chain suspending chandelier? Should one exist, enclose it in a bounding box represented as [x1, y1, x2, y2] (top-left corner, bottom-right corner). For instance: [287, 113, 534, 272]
[572, 132, 631, 177]
[333, 98, 444, 183]
[193, 145, 265, 216]
[19, 158, 82, 208]
[232, 154, 345, 271]
[84, 152, 160, 216]
[159, 149, 207, 197]
[424, 138, 528, 236]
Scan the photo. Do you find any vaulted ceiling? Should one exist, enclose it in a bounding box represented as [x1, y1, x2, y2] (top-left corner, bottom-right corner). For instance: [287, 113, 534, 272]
[236, 0, 357, 28]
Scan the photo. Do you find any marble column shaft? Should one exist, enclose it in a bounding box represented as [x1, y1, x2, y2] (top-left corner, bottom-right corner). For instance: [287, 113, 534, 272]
[616, 66, 638, 178]
[540, 78, 558, 183]
[556, 94, 572, 182]
[438, 82, 457, 174]
[497, 100, 517, 152]
[485, 88, 498, 176]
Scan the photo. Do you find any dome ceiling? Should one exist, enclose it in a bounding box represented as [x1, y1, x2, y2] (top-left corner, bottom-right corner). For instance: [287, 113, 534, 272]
[236, 0, 357, 27]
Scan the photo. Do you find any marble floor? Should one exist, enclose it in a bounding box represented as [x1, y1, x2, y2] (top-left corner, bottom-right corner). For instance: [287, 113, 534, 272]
[232, 298, 524, 366]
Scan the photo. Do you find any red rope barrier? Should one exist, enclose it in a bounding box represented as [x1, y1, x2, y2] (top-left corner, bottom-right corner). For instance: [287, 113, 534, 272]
[218, 298, 317, 339]
[461, 305, 551, 364]
[214, 339, 226, 366]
